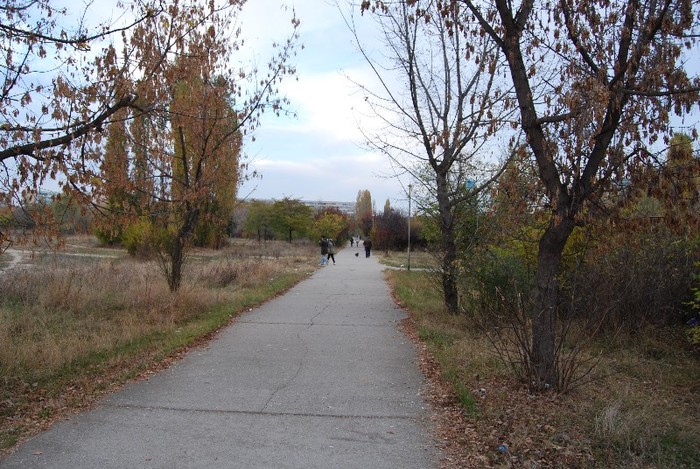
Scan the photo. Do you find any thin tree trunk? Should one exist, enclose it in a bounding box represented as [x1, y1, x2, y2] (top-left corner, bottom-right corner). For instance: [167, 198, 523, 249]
[531, 215, 574, 387]
[437, 173, 459, 314]
[442, 238, 459, 313]
[167, 207, 200, 292]
[168, 236, 185, 292]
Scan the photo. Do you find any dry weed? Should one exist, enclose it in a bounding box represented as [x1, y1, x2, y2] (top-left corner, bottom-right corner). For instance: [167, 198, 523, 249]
[0, 250, 313, 378]
[387, 269, 700, 468]
[0, 260, 170, 374]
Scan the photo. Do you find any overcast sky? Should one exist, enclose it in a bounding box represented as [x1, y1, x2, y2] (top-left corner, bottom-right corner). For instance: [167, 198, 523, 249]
[236, 1, 408, 210]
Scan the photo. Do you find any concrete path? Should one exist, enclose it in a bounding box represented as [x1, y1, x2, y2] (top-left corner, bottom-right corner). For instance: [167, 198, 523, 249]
[1, 249, 440, 468]
[0, 249, 23, 274]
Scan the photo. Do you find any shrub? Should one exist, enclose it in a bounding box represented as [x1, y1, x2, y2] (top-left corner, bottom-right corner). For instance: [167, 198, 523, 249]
[122, 218, 154, 257]
[459, 244, 533, 318]
[685, 262, 700, 346]
[94, 227, 122, 246]
[121, 218, 175, 259]
[560, 227, 697, 328]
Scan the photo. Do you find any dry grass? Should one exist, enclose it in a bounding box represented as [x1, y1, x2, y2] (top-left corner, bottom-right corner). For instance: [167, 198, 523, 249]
[2, 262, 197, 374]
[0, 237, 317, 453]
[380, 249, 437, 270]
[387, 269, 700, 468]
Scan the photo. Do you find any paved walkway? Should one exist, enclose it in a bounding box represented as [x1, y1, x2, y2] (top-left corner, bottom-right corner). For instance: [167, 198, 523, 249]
[1, 248, 440, 468]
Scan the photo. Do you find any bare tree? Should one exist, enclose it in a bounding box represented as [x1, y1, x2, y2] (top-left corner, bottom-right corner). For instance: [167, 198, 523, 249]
[444, 0, 700, 388]
[351, 0, 514, 312]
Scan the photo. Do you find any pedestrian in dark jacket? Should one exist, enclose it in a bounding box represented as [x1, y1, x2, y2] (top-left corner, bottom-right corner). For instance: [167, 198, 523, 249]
[327, 239, 336, 264]
[319, 237, 329, 265]
[363, 238, 372, 258]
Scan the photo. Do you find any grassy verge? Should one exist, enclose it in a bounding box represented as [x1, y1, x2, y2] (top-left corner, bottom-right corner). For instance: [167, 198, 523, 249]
[0, 240, 316, 454]
[387, 269, 700, 468]
[379, 249, 436, 270]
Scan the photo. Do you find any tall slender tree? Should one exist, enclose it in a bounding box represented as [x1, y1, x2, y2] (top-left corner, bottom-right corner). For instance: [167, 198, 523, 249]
[355, 189, 374, 236]
[95, 109, 130, 244]
[0, 0, 298, 261]
[353, 0, 513, 312]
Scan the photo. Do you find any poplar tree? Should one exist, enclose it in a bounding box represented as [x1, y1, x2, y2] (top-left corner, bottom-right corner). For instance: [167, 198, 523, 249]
[355, 189, 373, 236]
[0, 0, 299, 291]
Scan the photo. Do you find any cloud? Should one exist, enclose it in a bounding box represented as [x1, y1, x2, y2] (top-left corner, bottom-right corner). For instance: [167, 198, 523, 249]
[276, 72, 364, 139]
[236, 0, 411, 209]
[240, 147, 407, 207]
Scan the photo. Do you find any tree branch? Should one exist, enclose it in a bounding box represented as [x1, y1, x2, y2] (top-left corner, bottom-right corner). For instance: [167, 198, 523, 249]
[0, 94, 139, 162]
[0, 7, 160, 49]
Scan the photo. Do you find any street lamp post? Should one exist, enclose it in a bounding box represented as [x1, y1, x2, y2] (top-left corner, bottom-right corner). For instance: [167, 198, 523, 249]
[407, 184, 412, 271]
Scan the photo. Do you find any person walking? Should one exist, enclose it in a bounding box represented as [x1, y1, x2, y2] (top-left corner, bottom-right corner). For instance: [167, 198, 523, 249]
[363, 238, 372, 258]
[327, 239, 336, 265]
[319, 237, 329, 265]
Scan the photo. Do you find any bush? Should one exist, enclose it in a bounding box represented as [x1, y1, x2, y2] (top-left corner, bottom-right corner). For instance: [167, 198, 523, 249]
[94, 227, 122, 246]
[459, 244, 534, 318]
[122, 218, 158, 258]
[684, 262, 700, 346]
[560, 227, 697, 328]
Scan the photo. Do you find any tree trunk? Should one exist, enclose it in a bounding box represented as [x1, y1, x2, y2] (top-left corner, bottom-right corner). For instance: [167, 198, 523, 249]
[168, 236, 186, 292]
[442, 239, 459, 313]
[531, 215, 574, 388]
[436, 173, 459, 313]
[167, 207, 200, 292]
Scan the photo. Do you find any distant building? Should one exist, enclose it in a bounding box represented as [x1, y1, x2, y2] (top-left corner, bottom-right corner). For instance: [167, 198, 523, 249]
[302, 200, 355, 216]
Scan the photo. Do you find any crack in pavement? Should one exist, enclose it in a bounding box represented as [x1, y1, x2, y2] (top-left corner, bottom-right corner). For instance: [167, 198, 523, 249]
[103, 403, 421, 421]
[259, 326, 311, 413]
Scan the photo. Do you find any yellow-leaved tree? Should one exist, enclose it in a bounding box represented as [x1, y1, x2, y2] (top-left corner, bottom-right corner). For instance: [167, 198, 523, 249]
[0, 0, 300, 291]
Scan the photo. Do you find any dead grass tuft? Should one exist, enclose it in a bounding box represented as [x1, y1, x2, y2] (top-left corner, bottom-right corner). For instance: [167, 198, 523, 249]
[194, 256, 301, 289]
